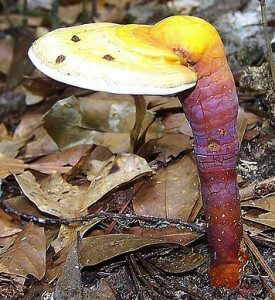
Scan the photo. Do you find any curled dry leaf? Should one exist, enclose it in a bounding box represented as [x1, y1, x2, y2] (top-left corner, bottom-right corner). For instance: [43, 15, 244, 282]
[0, 223, 46, 280]
[133, 155, 200, 221]
[15, 171, 88, 219]
[14, 154, 152, 218]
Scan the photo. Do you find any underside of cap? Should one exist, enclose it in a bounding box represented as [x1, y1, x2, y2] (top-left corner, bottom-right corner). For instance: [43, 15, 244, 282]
[28, 22, 197, 95]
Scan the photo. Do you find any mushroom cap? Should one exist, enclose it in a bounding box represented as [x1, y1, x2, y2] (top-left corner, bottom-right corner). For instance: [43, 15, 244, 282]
[28, 19, 198, 95]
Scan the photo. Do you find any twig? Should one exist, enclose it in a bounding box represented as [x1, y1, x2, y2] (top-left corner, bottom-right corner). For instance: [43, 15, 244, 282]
[136, 253, 207, 300]
[125, 254, 145, 300]
[51, 0, 60, 29]
[258, 0, 275, 88]
[131, 253, 171, 299]
[243, 232, 275, 285]
[0, 194, 205, 233]
[62, 145, 96, 181]
[22, 0, 28, 27]
[105, 189, 133, 234]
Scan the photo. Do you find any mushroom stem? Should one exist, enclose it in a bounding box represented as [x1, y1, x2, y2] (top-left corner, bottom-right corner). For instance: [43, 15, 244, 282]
[178, 47, 247, 289]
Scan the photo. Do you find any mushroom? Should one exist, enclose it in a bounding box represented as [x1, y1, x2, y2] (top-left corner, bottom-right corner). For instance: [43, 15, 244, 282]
[28, 16, 247, 289]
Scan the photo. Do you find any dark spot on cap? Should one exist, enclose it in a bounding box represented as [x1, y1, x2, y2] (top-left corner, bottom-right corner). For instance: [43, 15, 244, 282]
[103, 54, 115, 61]
[71, 35, 81, 42]
[56, 55, 66, 63]
[109, 163, 120, 174]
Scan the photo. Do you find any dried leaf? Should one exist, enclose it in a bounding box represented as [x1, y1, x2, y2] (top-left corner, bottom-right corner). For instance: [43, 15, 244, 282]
[162, 112, 193, 137]
[6, 29, 35, 89]
[43, 94, 162, 153]
[242, 195, 275, 228]
[15, 171, 87, 218]
[54, 239, 82, 300]
[0, 36, 14, 74]
[0, 154, 27, 179]
[133, 155, 200, 220]
[151, 250, 206, 274]
[0, 209, 22, 238]
[86, 154, 152, 206]
[129, 226, 202, 247]
[83, 279, 116, 300]
[154, 132, 191, 162]
[15, 154, 152, 218]
[0, 223, 46, 280]
[80, 234, 179, 266]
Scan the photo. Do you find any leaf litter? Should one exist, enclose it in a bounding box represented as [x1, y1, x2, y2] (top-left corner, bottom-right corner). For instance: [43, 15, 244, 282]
[0, 0, 274, 299]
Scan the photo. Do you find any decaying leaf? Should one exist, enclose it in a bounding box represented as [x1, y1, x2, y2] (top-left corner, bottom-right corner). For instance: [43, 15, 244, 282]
[133, 155, 200, 220]
[162, 112, 193, 137]
[43, 94, 163, 153]
[54, 238, 82, 300]
[242, 195, 275, 228]
[0, 223, 46, 280]
[86, 153, 152, 207]
[15, 154, 152, 219]
[15, 171, 88, 219]
[129, 226, 202, 247]
[0, 154, 28, 179]
[151, 250, 206, 273]
[0, 209, 22, 238]
[153, 132, 191, 162]
[80, 233, 195, 267]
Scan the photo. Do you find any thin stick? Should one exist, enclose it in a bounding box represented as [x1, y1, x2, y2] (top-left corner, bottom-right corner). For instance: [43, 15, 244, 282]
[0, 195, 205, 233]
[243, 232, 275, 285]
[125, 254, 145, 300]
[51, 0, 60, 29]
[259, 0, 275, 88]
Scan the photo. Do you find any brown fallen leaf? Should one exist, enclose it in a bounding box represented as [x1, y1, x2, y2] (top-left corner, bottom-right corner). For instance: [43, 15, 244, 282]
[15, 154, 152, 218]
[34, 144, 112, 168]
[151, 250, 206, 274]
[86, 153, 152, 207]
[15, 171, 88, 219]
[153, 132, 191, 163]
[54, 238, 82, 300]
[129, 226, 202, 247]
[133, 155, 200, 220]
[6, 29, 35, 89]
[80, 234, 188, 267]
[0, 209, 22, 238]
[0, 154, 28, 179]
[242, 195, 275, 228]
[162, 112, 193, 137]
[43, 94, 163, 153]
[0, 223, 46, 280]
[0, 35, 14, 74]
[83, 279, 116, 300]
